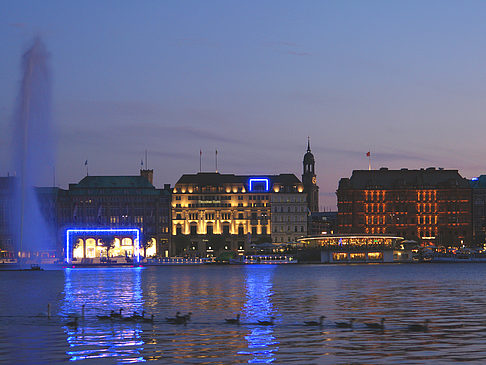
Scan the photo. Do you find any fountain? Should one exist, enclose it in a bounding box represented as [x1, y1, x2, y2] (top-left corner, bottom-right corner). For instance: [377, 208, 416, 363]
[9, 37, 55, 262]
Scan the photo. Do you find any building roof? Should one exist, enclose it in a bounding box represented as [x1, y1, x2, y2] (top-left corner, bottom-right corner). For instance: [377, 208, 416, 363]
[175, 172, 301, 186]
[470, 175, 486, 188]
[339, 168, 470, 189]
[70, 175, 155, 189]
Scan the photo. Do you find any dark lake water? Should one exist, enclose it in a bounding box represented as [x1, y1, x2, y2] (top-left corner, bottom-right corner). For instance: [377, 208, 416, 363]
[1, 263, 486, 364]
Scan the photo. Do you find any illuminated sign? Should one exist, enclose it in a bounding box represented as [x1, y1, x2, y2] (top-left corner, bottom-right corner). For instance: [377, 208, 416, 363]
[65, 228, 140, 264]
[248, 178, 270, 192]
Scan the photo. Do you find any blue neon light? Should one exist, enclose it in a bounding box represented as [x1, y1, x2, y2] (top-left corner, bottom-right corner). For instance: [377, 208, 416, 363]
[65, 228, 140, 264]
[249, 178, 270, 192]
[472, 177, 479, 181]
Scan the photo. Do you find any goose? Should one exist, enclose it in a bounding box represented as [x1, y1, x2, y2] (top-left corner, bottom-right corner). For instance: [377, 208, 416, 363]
[335, 318, 355, 328]
[257, 316, 275, 326]
[131, 311, 145, 320]
[142, 314, 155, 323]
[166, 312, 186, 324]
[304, 315, 326, 326]
[111, 308, 123, 318]
[97, 310, 114, 320]
[364, 318, 385, 330]
[407, 319, 429, 332]
[225, 313, 241, 325]
[66, 316, 78, 328]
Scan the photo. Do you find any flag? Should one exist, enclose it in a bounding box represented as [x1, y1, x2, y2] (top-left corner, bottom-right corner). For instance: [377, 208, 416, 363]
[141, 159, 144, 166]
[200, 149, 202, 156]
[85, 160, 88, 165]
[216, 149, 218, 155]
[366, 152, 370, 157]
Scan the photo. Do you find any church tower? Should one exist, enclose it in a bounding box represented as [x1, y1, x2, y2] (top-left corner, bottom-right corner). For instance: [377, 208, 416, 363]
[302, 138, 319, 212]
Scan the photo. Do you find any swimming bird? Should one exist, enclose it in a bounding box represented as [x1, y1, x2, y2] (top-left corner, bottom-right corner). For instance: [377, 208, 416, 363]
[364, 318, 385, 330]
[111, 308, 123, 318]
[66, 316, 78, 328]
[225, 313, 241, 325]
[166, 312, 187, 324]
[304, 315, 326, 326]
[335, 318, 355, 328]
[407, 319, 430, 332]
[142, 314, 155, 324]
[183, 312, 193, 321]
[258, 317, 275, 326]
[131, 311, 145, 320]
[97, 310, 114, 320]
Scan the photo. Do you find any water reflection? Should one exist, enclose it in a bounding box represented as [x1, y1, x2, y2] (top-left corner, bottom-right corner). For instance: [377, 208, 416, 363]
[62, 268, 145, 363]
[239, 266, 279, 364]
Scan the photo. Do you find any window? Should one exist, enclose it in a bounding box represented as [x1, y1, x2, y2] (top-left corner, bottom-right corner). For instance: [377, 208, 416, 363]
[190, 225, 197, 235]
[223, 225, 230, 235]
[252, 227, 257, 235]
[207, 225, 213, 235]
[238, 226, 244, 235]
[176, 225, 182, 235]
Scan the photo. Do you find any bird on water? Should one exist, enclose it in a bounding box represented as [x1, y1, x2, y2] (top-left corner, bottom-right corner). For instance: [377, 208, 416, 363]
[407, 319, 430, 332]
[225, 313, 241, 325]
[364, 318, 385, 330]
[258, 317, 275, 326]
[304, 315, 326, 326]
[335, 318, 355, 328]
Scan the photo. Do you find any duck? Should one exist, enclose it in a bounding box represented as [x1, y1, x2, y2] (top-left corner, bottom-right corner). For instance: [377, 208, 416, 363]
[66, 316, 78, 328]
[96, 310, 114, 320]
[335, 318, 355, 328]
[142, 314, 155, 324]
[225, 313, 241, 325]
[131, 311, 145, 320]
[407, 319, 429, 332]
[166, 312, 187, 324]
[111, 308, 123, 318]
[257, 317, 275, 326]
[304, 315, 326, 326]
[364, 318, 385, 330]
[183, 312, 193, 321]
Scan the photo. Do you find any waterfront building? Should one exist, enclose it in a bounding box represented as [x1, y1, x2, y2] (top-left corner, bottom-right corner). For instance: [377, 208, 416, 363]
[302, 138, 319, 213]
[298, 234, 408, 263]
[337, 168, 472, 246]
[270, 177, 308, 244]
[308, 211, 337, 236]
[0, 177, 15, 259]
[470, 175, 486, 246]
[65, 170, 171, 260]
[171, 172, 306, 256]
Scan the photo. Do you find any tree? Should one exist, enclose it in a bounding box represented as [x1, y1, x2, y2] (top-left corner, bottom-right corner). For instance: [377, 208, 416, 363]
[140, 238, 154, 258]
[101, 235, 116, 258]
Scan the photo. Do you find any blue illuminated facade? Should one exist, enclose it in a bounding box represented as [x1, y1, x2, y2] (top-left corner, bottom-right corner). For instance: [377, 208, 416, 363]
[66, 228, 141, 264]
[248, 178, 270, 192]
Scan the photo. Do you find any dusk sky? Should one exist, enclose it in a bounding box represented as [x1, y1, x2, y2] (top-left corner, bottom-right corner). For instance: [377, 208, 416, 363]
[2, 1, 486, 209]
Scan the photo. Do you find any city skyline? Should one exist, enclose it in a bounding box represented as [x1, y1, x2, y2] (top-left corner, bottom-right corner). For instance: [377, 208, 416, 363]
[2, 1, 486, 209]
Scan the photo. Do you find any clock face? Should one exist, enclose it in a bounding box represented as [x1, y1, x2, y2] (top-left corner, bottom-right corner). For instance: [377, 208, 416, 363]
[312, 177, 316, 184]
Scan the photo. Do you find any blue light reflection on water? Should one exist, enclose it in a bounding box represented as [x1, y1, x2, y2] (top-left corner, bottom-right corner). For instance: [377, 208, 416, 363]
[238, 266, 279, 364]
[62, 267, 145, 363]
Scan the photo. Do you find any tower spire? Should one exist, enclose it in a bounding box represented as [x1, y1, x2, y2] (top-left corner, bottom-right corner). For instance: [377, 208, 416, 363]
[307, 136, 311, 152]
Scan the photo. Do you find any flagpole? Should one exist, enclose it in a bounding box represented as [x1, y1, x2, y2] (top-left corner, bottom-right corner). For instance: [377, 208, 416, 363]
[215, 149, 218, 173]
[199, 150, 202, 172]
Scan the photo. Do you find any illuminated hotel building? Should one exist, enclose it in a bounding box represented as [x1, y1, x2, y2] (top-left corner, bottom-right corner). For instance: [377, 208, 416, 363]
[172, 172, 306, 255]
[337, 168, 472, 246]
